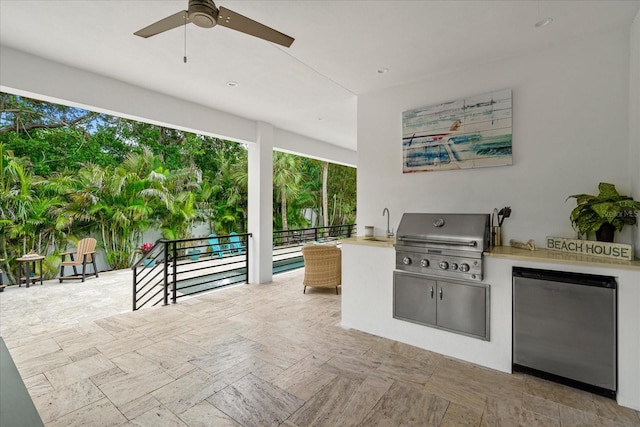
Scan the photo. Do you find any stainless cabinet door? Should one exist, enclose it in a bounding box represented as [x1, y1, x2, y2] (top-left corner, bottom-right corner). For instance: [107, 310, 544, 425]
[437, 280, 487, 339]
[393, 272, 437, 326]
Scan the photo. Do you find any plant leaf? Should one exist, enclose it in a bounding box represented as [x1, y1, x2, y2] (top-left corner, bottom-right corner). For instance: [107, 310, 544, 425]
[566, 193, 596, 204]
[617, 199, 640, 210]
[597, 182, 620, 199]
[591, 202, 620, 220]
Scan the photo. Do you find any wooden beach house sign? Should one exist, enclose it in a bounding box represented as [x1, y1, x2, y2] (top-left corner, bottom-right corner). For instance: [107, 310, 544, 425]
[546, 236, 633, 261]
[402, 89, 513, 173]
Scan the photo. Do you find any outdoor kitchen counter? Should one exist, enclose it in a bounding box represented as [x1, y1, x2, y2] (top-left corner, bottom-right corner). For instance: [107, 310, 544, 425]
[341, 236, 395, 248]
[341, 240, 640, 411]
[484, 248, 640, 411]
[485, 246, 640, 271]
[341, 239, 512, 377]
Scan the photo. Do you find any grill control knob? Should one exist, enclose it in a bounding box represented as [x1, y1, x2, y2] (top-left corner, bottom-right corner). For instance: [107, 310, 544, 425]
[438, 261, 449, 270]
[459, 263, 470, 272]
[420, 259, 430, 267]
[402, 257, 411, 265]
[450, 263, 458, 270]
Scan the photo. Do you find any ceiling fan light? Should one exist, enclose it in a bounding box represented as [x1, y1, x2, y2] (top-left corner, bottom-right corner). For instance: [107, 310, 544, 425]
[191, 11, 216, 28]
[535, 17, 553, 28]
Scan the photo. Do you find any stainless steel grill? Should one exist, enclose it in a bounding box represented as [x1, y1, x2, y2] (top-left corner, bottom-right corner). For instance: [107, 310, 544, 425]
[395, 213, 490, 281]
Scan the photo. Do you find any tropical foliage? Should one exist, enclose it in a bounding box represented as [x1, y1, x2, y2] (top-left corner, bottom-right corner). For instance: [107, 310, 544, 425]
[0, 92, 356, 284]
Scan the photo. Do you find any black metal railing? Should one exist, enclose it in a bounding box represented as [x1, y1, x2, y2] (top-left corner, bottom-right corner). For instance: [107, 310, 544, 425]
[132, 233, 251, 311]
[132, 225, 356, 310]
[272, 224, 355, 275]
[273, 223, 355, 247]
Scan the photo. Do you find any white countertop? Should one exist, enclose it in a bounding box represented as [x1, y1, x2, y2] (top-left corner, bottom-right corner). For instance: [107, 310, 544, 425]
[341, 236, 396, 248]
[342, 236, 640, 271]
[485, 246, 640, 271]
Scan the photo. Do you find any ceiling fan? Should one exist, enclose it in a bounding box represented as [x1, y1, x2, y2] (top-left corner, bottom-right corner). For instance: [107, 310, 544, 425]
[134, 0, 294, 48]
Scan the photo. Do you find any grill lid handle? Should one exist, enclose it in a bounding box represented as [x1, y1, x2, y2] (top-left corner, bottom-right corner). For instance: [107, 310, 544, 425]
[397, 237, 478, 247]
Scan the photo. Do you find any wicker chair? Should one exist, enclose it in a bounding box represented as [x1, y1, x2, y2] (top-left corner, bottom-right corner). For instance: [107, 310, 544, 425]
[301, 245, 342, 294]
[58, 237, 99, 282]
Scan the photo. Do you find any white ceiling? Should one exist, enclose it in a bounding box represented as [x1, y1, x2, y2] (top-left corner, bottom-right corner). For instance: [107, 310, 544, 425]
[1, 1, 638, 151]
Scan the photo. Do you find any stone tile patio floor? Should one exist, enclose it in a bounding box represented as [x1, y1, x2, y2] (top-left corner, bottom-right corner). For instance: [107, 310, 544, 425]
[1, 269, 134, 338]
[0, 269, 639, 426]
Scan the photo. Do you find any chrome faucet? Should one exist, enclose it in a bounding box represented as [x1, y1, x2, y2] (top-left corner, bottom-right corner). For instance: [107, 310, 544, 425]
[383, 208, 394, 238]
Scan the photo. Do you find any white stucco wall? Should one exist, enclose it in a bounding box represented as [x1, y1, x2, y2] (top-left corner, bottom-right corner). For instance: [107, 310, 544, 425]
[357, 27, 634, 248]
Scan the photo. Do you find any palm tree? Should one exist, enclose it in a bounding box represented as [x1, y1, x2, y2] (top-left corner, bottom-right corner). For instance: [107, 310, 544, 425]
[44, 147, 210, 269]
[98, 149, 164, 267]
[207, 150, 247, 234]
[273, 151, 304, 232]
[54, 149, 162, 268]
[0, 149, 34, 251]
[0, 145, 32, 282]
[49, 164, 104, 236]
[0, 144, 63, 281]
[157, 165, 203, 240]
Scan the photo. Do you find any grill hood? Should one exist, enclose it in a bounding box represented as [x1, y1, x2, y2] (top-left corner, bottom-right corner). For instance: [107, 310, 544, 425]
[396, 213, 490, 253]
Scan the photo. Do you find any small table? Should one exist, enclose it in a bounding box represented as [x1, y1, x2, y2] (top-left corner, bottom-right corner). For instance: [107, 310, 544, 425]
[16, 256, 45, 288]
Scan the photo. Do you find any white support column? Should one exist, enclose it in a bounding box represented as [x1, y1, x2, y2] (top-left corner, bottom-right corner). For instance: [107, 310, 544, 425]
[248, 122, 274, 284]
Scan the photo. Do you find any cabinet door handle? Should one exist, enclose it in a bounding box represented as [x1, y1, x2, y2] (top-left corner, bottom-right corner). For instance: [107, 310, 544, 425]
[430, 287, 434, 299]
[439, 288, 443, 300]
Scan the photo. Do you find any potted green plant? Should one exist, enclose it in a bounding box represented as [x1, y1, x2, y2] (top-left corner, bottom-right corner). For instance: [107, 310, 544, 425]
[567, 182, 640, 242]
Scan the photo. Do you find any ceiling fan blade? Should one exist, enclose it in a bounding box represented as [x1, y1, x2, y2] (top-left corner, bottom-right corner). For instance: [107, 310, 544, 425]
[134, 10, 190, 38]
[217, 7, 294, 48]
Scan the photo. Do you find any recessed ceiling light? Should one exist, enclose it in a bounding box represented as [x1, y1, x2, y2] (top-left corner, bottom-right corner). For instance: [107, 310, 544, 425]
[226, 81, 238, 87]
[377, 68, 389, 74]
[535, 17, 553, 28]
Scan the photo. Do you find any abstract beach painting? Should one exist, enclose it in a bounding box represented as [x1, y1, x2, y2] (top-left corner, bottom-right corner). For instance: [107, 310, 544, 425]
[402, 89, 512, 173]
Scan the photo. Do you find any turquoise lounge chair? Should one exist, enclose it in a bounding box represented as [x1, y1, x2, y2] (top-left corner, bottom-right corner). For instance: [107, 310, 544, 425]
[228, 232, 244, 255]
[208, 234, 227, 258]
